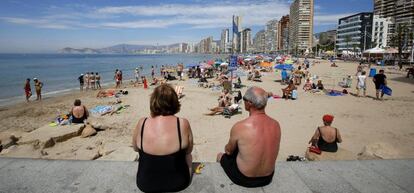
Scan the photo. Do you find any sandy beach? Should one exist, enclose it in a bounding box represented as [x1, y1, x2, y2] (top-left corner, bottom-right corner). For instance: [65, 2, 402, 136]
[1, 58, 413, 162]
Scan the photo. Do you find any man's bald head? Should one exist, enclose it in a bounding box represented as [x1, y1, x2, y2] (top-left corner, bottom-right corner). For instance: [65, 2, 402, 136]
[244, 86, 268, 110]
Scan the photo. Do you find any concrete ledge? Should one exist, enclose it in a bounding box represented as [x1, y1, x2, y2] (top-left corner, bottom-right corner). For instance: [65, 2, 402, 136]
[0, 158, 413, 193]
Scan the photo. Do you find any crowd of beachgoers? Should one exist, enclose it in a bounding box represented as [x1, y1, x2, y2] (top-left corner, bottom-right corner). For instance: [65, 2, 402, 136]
[1, 53, 414, 191]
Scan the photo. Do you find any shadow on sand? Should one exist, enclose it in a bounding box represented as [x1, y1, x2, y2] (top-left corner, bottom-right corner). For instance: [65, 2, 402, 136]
[391, 76, 414, 85]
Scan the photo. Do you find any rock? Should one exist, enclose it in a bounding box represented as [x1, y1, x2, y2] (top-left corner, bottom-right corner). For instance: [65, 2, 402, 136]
[97, 146, 138, 161]
[89, 119, 102, 130]
[97, 141, 124, 156]
[18, 124, 85, 149]
[0, 144, 42, 158]
[81, 124, 97, 138]
[357, 142, 399, 160]
[0, 131, 23, 149]
[0, 135, 19, 149]
[305, 147, 356, 161]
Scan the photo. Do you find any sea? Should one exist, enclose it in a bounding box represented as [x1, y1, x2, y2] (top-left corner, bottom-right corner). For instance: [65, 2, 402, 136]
[0, 53, 222, 106]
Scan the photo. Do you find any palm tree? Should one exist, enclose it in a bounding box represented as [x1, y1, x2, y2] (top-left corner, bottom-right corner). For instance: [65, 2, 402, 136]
[390, 24, 410, 70]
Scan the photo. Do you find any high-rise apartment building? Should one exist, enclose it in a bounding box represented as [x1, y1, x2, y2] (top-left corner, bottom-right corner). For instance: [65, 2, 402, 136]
[220, 28, 231, 53]
[336, 12, 373, 53]
[289, 0, 314, 54]
[232, 15, 242, 53]
[197, 36, 213, 54]
[278, 15, 290, 53]
[253, 30, 266, 53]
[374, 0, 413, 49]
[372, 15, 394, 48]
[240, 28, 252, 53]
[265, 19, 279, 53]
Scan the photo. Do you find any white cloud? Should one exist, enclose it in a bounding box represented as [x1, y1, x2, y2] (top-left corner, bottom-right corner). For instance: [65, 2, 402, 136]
[0, 1, 351, 32]
[94, 1, 291, 28]
[0, 17, 71, 29]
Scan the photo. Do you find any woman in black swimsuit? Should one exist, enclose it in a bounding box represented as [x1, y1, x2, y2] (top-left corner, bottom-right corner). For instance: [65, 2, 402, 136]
[132, 84, 193, 192]
[70, 99, 88, 124]
[309, 114, 342, 152]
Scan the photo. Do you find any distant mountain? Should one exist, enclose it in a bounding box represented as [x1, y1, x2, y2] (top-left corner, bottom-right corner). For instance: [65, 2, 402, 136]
[60, 47, 100, 54]
[60, 43, 181, 54]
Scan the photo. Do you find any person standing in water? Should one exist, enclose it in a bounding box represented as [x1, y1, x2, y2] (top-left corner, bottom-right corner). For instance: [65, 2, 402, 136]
[90, 72, 96, 90]
[24, 78, 32, 102]
[151, 66, 155, 79]
[95, 72, 101, 89]
[78, 74, 84, 91]
[33, 78, 43, 101]
[85, 72, 90, 90]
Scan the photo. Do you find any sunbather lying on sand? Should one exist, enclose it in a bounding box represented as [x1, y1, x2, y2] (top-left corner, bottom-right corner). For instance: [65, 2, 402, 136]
[97, 89, 116, 98]
[205, 103, 239, 116]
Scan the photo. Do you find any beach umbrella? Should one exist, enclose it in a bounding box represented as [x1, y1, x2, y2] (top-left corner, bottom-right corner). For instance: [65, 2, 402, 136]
[274, 64, 293, 70]
[220, 62, 229, 66]
[363, 47, 385, 54]
[260, 61, 273, 67]
[207, 60, 214, 65]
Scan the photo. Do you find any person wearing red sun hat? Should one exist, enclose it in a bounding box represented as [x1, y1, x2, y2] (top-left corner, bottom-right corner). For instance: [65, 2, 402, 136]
[309, 114, 342, 152]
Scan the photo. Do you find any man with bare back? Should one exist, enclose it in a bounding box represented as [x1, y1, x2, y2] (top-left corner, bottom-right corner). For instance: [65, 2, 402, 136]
[217, 86, 281, 187]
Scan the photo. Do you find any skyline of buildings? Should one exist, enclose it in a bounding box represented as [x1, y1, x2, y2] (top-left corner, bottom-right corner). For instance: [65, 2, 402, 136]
[140, 0, 413, 56]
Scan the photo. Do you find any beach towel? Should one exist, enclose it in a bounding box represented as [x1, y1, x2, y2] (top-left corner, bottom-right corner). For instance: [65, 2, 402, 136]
[326, 90, 344, 96]
[90, 105, 113, 115]
[54, 114, 71, 125]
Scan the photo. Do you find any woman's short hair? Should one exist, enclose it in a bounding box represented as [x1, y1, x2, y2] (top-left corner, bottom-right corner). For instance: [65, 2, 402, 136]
[150, 84, 180, 117]
[74, 99, 81, 106]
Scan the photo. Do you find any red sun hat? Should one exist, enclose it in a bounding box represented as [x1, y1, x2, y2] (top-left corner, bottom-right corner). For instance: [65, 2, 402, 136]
[323, 114, 334, 123]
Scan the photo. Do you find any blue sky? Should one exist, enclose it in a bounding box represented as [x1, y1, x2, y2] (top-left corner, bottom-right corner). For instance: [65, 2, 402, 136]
[0, 0, 373, 53]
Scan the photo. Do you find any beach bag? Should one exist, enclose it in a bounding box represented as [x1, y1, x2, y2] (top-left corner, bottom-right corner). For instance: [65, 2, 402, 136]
[223, 108, 232, 116]
[309, 146, 321, 154]
[291, 90, 298, 100]
[381, 85, 392, 96]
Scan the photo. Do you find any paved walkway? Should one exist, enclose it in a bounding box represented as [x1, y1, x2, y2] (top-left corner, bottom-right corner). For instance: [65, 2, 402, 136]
[0, 158, 413, 193]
